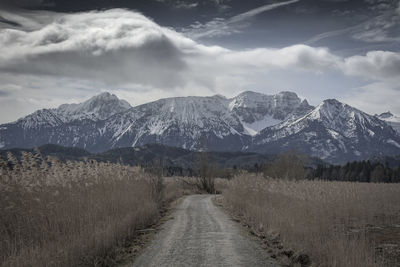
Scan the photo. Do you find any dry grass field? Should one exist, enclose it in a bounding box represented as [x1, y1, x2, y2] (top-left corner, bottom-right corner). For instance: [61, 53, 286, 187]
[223, 174, 400, 267]
[0, 151, 183, 267]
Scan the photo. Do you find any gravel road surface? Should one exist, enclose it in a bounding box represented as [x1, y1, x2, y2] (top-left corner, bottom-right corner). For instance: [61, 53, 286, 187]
[132, 194, 279, 267]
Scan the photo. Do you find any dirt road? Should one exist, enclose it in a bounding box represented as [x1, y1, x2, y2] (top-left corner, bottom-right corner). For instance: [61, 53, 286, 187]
[132, 195, 279, 267]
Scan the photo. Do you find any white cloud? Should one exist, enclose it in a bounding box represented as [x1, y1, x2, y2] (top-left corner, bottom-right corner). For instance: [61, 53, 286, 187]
[0, 9, 230, 88]
[219, 45, 341, 71]
[344, 51, 400, 81]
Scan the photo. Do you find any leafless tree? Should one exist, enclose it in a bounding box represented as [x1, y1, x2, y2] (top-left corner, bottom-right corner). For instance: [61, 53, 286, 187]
[196, 151, 216, 193]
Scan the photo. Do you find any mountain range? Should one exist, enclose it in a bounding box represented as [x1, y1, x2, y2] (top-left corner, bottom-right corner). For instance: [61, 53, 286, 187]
[1, 91, 399, 163]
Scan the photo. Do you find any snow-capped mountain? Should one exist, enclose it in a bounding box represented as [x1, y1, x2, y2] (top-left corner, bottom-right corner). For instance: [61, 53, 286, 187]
[15, 92, 131, 129]
[251, 99, 400, 163]
[54, 92, 132, 122]
[0, 92, 131, 149]
[0, 91, 399, 163]
[98, 91, 313, 151]
[376, 111, 400, 133]
[229, 91, 313, 136]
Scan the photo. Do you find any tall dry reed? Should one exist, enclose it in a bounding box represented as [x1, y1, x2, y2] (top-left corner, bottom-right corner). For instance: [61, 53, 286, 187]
[0, 151, 170, 267]
[223, 174, 400, 267]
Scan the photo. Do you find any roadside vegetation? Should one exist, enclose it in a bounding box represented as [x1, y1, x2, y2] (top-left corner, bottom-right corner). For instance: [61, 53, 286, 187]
[2, 147, 399, 267]
[0, 150, 184, 267]
[223, 152, 400, 267]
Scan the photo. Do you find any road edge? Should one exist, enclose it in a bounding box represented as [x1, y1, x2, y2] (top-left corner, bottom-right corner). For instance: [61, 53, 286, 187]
[115, 196, 186, 267]
[212, 195, 311, 267]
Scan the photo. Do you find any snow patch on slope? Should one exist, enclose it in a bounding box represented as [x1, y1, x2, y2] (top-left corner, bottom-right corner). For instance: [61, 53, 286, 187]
[387, 139, 400, 148]
[242, 116, 281, 136]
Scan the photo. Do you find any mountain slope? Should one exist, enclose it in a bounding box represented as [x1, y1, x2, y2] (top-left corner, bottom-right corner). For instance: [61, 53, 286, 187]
[102, 95, 250, 151]
[251, 99, 400, 163]
[97, 91, 313, 152]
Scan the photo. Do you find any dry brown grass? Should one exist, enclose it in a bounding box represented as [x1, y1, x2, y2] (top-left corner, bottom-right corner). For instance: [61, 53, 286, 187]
[223, 174, 400, 267]
[0, 151, 182, 267]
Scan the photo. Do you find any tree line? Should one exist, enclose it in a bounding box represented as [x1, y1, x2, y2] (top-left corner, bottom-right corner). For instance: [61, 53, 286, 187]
[262, 150, 400, 183]
[142, 151, 400, 183]
[310, 160, 400, 183]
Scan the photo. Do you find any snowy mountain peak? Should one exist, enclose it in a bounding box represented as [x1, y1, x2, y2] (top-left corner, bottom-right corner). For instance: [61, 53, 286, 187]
[212, 94, 227, 99]
[16, 109, 63, 129]
[95, 91, 113, 98]
[253, 98, 400, 163]
[55, 92, 131, 122]
[376, 111, 400, 122]
[320, 98, 345, 108]
[230, 90, 311, 113]
[376, 111, 400, 133]
[230, 91, 269, 109]
[275, 91, 300, 99]
[236, 90, 265, 98]
[378, 111, 394, 119]
[309, 99, 373, 126]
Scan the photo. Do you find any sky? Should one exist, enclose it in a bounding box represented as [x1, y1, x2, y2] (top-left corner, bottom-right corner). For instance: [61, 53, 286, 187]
[0, 0, 399, 123]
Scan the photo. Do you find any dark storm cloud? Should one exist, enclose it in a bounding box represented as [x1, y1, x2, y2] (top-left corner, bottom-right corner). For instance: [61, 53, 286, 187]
[0, 90, 10, 96]
[0, 0, 52, 8]
[323, 0, 350, 2]
[0, 16, 20, 27]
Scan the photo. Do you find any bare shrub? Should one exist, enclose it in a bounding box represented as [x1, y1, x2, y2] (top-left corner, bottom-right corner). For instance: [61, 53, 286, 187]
[198, 152, 217, 193]
[223, 174, 400, 267]
[0, 151, 180, 267]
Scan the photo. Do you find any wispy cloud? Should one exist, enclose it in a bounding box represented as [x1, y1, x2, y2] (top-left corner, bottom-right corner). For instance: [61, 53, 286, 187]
[182, 0, 300, 39]
[304, 23, 363, 45]
[304, 1, 400, 45]
[229, 0, 299, 23]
